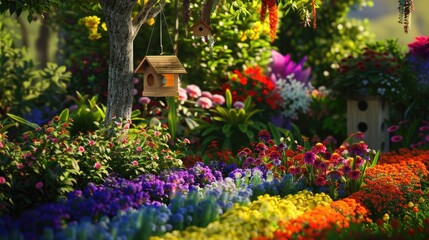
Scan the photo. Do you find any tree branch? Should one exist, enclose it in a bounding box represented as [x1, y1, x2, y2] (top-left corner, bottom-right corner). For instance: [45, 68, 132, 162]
[132, 0, 165, 39]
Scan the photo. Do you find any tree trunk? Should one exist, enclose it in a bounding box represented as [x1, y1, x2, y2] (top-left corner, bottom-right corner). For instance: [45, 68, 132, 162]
[100, 1, 136, 124]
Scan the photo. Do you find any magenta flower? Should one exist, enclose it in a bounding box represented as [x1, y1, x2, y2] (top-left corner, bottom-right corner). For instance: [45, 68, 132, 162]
[196, 97, 213, 109]
[387, 125, 400, 133]
[212, 94, 225, 105]
[419, 126, 429, 131]
[425, 135, 429, 142]
[136, 146, 142, 152]
[269, 50, 312, 86]
[0, 176, 6, 184]
[35, 181, 44, 189]
[304, 152, 316, 164]
[94, 162, 102, 170]
[138, 97, 151, 105]
[88, 140, 95, 146]
[131, 161, 139, 166]
[186, 84, 202, 98]
[391, 135, 403, 143]
[178, 88, 188, 102]
[408, 36, 429, 59]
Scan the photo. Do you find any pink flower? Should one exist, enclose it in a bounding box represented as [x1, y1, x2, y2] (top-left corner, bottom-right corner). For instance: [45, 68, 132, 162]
[407, 36, 429, 59]
[391, 135, 403, 143]
[0, 176, 6, 184]
[154, 131, 161, 137]
[94, 162, 102, 170]
[35, 181, 43, 189]
[201, 91, 213, 99]
[183, 138, 190, 144]
[17, 163, 24, 169]
[131, 161, 139, 166]
[419, 126, 429, 131]
[78, 146, 85, 153]
[197, 97, 213, 109]
[425, 135, 429, 142]
[186, 84, 202, 98]
[136, 146, 142, 152]
[88, 140, 95, 146]
[133, 88, 138, 96]
[233, 101, 245, 109]
[153, 155, 159, 160]
[212, 94, 225, 105]
[138, 97, 151, 105]
[178, 88, 188, 102]
[0, 142, 3, 148]
[354, 132, 365, 139]
[387, 125, 400, 133]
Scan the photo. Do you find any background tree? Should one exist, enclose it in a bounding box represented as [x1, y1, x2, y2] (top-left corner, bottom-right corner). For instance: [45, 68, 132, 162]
[0, 0, 316, 126]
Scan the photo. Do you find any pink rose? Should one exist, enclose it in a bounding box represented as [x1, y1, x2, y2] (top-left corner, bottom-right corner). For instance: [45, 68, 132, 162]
[94, 162, 102, 170]
[197, 97, 213, 109]
[78, 146, 85, 153]
[178, 88, 188, 102]
[212, 94, 225, 105]
[186, 84, 202, 98]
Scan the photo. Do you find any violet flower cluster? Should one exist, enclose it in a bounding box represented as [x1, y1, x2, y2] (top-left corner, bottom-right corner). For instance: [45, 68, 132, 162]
[0, 162, 223, 239]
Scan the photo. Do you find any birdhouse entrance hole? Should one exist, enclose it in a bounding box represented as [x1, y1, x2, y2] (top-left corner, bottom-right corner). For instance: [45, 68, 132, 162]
[147, 74, 155, 86]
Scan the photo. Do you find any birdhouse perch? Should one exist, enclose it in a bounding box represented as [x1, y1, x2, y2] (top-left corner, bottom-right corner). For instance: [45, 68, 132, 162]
[134, 55, 187, 97]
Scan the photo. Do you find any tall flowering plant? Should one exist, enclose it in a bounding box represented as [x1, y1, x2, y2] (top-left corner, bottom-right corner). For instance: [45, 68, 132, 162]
[236, 130, 379, 199]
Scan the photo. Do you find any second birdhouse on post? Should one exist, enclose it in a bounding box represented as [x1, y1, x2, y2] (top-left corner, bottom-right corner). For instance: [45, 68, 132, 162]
[135, 55, 187, 97]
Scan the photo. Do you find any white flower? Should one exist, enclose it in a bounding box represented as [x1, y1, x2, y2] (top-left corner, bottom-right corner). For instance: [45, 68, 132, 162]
[276, 77, 313, 119]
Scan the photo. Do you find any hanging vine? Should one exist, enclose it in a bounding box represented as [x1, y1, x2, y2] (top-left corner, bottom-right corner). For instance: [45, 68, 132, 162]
[398, 0, 414, 33]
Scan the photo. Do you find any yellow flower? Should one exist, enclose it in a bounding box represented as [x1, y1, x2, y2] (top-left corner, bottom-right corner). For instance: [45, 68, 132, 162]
[146, 18, 155, 26]
[408, 201, 414, 208]
[83, 16, 100, 29]
[240, 32, 247, 42]
[101, 23, 107, 31]
[383, 213, 390, 221]
[88, 32, 102, 40]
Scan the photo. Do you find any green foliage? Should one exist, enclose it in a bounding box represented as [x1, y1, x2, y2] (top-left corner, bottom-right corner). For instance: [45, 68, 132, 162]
[193, 89, 264, 153]
[0, 17, 71, 120]
[167, 0, 273, 89]
[68, 92, 105, 136]
[276, 0, 374, 86]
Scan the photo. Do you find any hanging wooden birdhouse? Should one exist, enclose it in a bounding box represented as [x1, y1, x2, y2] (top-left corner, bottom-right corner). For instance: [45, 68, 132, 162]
[134, 55, 187, 97]
[189, 19, 212, 37]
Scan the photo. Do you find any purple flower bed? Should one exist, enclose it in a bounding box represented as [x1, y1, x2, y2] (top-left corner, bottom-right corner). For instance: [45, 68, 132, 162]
[0, 162, 226, 239]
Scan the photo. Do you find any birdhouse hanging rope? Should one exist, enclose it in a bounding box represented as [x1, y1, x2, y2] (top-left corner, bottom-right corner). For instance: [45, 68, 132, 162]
[145, 3, 176, 56]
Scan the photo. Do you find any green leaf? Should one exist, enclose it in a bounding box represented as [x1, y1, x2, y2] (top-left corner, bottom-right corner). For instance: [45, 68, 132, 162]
[7, 113, 40, 129]
[222, 124, 233, 137]
[0, 122, 18, 133]
[238, 123, 247, 133]
[370, 150, 380, 168]
[59, 108, 69, 122]
[225, 89, 232, 109]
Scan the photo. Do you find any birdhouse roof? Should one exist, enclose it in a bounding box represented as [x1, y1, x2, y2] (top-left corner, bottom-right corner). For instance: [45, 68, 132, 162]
[189, 20, 212, 31]
[134, 55, 187, 74]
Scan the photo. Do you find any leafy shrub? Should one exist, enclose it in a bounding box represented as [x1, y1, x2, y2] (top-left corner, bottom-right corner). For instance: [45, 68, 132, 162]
[0, 17, 71, 123]
[0, 111, 187, 214]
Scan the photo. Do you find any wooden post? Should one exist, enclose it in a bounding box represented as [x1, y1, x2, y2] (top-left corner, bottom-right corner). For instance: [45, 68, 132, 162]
[347, 96, 389, 151]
